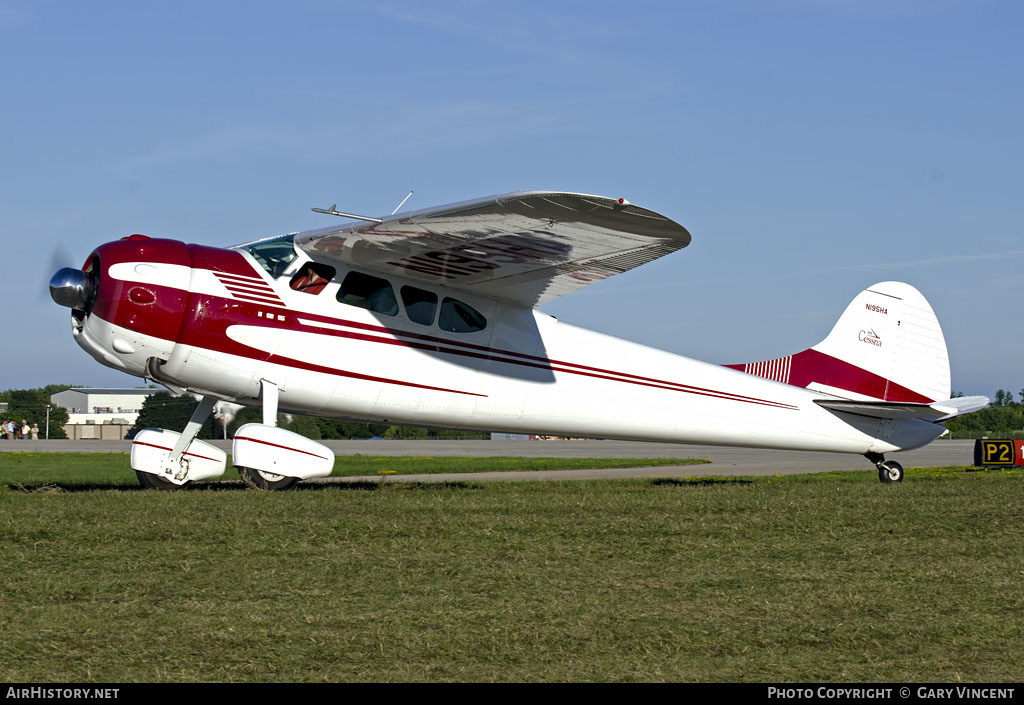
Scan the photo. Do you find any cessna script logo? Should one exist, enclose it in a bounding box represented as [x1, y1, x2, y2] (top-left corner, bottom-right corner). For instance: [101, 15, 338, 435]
[859, 329, 882, 347]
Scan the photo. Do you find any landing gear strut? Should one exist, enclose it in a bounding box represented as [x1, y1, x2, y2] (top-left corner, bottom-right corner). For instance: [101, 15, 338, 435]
[229, 379, 335, 490]
[132, 380, 334, 491]
[234, 379, 299, 491]
[865, 452, 904, 483]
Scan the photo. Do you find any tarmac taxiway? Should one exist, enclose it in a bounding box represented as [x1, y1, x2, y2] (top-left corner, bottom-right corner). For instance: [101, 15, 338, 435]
[0, 438, 978, 483]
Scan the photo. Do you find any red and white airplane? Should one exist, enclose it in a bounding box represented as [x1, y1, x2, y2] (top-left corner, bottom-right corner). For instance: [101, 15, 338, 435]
[49, 191, 987, 489]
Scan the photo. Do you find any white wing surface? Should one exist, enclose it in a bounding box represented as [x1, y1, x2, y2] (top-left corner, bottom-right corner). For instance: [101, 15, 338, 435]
[294, 191, 691, 307]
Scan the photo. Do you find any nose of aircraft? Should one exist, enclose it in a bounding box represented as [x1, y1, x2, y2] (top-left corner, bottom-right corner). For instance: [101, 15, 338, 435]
[49, 266, 96, 310]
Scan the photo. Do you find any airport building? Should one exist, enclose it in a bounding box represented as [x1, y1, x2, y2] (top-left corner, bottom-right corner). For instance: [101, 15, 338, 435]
[50, 387, 158, 439]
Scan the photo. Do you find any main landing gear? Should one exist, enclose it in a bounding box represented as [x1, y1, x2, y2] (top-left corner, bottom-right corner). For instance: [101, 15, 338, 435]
[131, 380, 334, 491]
[131, 395, 226, 490]
[865, 452, 904, 484]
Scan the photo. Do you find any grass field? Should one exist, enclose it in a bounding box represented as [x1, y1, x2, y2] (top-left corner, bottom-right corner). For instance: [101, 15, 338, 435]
[0, 454, 1021, 682]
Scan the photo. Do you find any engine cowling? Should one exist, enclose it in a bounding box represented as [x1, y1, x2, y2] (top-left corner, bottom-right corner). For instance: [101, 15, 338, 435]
[51, 235, 191, 378]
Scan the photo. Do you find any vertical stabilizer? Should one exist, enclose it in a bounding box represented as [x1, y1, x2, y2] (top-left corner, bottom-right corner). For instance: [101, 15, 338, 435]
[726, 282, 951, 403]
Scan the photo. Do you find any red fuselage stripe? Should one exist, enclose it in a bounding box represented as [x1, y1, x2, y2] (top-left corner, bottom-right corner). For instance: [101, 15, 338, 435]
[292, 311, 796, 408]
[263, 349, 489, 397]
[295, 322, 799, 410]
[234, 435, 330, 460]
[723, 349, 933, 404]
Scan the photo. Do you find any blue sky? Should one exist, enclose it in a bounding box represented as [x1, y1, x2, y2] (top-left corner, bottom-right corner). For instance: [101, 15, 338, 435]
[2, 0, 1021, 397]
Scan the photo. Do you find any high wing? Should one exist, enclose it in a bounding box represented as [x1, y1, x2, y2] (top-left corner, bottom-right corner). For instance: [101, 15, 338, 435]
[294, 191, 691, 307]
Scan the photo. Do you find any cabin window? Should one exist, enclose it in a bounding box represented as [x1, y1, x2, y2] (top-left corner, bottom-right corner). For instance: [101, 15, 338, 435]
[337, 272, 399, 316]
[400, 286, 437, 326]
[289, 262, 336, 295]
[439, 297, 487, 333]
[239, 234, 298, 278]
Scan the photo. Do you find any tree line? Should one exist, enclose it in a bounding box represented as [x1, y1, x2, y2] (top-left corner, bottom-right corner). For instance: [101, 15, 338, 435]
[127, 392, 488, 441]
[115, 386, 1024, 442]
[0, 387, 489, 441]
[4, 384, 1021, 442]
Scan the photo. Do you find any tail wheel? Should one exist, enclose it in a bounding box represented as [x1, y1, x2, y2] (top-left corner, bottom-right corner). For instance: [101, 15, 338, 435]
[237, 466, 299, 491]
[135, 471, 190, 490]
[877, 461, 904, 484]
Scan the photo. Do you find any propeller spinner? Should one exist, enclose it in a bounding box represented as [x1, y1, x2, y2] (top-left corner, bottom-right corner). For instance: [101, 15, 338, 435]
[49, 267, 96, 310]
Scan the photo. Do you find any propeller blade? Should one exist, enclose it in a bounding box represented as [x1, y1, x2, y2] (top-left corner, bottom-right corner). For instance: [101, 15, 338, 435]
[40, 243, 76, 302]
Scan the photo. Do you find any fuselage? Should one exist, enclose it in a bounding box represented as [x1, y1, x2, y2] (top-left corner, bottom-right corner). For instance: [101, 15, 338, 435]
[68, 235, 943, 455]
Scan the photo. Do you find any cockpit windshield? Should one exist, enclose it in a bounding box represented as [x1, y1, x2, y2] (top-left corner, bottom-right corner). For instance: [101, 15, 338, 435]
[237, 234, 298, 278]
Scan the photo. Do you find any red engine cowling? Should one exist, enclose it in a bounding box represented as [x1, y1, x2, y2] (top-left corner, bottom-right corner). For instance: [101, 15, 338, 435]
[65, 235, 192, 378]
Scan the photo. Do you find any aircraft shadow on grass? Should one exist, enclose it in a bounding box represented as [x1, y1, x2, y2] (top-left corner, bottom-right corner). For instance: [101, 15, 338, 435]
[3, 479, 486, 493]
[649, 477, 754, 487]
[7, 477, 754, 492]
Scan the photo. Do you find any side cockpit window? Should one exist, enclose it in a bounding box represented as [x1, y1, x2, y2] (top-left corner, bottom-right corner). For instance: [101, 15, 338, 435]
[439, 297, 487, 333]
[400, 286, 437, 326]
[335, 271, 486, 332]
[289, 262, 336, 295]
[337, 272, 399, 316]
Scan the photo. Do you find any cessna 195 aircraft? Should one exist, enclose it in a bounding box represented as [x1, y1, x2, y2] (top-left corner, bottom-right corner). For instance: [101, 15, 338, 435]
[49, 191, 987, 489]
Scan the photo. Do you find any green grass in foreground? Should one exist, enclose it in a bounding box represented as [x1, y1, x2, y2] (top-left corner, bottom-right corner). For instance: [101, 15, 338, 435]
[0, 457, 1021, 682]
[0, 453, 708, 488]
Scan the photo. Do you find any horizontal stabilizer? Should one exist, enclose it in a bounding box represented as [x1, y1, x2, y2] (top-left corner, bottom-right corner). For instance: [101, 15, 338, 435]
[928, 395, 990, 421]
[816, 395, 989, 421]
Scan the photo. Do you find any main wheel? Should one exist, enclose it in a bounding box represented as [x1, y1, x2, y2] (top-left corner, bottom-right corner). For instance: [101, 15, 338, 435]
[237, 466, 299, 491]
[877, 461, 904, 484]
[135, 470, 190, 490]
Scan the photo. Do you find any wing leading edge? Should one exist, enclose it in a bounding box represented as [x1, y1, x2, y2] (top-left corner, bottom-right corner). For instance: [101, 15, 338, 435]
[294, 191, 691, 307]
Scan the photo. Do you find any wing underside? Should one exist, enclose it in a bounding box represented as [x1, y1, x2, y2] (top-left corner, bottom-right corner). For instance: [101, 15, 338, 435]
[294, 191, 691, 307]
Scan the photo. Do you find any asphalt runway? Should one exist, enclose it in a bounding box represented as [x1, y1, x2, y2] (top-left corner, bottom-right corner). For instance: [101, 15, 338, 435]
[0, 438, 979, 483]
